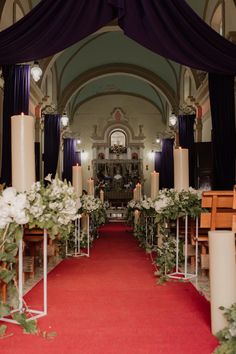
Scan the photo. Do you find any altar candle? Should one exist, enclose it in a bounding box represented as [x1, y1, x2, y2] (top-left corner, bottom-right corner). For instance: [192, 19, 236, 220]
[133, 188, 137, 201]
[174, 147, 189, 191]
[87, 178, 94, 196]
[72, 164, 82, 197]
[150, 171, 159, 200]
[136, 183, 142, 201]
[100, 189, 104, 203]
[11, 113, 35, 192]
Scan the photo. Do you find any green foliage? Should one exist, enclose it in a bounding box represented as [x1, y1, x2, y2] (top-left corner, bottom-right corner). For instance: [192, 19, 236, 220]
[0, 324, 7, 337]
[12, 312, 38, 334]
[214, 304, 236, 354]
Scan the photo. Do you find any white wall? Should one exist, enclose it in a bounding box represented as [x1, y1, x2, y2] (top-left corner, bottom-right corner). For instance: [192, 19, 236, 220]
[70, 94, 166, 196]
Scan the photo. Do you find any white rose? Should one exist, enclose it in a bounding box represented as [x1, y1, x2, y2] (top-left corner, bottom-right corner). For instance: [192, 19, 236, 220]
[2, 187, 17, 204]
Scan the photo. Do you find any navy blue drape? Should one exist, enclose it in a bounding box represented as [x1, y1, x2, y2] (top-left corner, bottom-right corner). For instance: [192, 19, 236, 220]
[160, 138, 174, 189]
[63, 138, 78, 183]
[178, 114, 196, 187]
[154, 151, 162, 188]
[1, 64, 30, 185]
[0, 0, 235, 75]
[208, 74, 236, 189]
[44, 114, 61, 178]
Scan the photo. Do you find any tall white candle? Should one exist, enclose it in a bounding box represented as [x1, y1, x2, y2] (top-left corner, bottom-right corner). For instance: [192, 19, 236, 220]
[133, 188, 137, 201]
[136, 183, 142, 201]
[87, 178, 94, 196]
[209, 230, 236, 334]
[100, 189, 104, 203]
[150, 171, 159, 200]
[11, 113, 35, 192]
[174, 147, 189, 191]
[72, 164, 82, 197]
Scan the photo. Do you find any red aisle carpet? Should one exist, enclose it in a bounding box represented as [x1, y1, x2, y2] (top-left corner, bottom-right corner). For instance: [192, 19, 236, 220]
[1, 223, 218, 354]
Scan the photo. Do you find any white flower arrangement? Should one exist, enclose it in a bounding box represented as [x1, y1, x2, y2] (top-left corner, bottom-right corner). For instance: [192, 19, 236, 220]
[0, 187, 29, 230]
[26, 175, 79, 239]
[80, 195, 103, 213]
[127, 199, 142, 210]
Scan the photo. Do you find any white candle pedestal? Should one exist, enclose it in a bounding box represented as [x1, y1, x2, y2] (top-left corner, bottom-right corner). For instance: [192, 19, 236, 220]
[134, 210, 140, 227]
[167, 216, 198, 281]
[0, 229, 48, 325]
[174, 148, 189, 191]
[72, 165, 83, 197]
[11, 114, 36, 192]
[209, 230, 236, 335]
[150, 171, 159, 200]
[65, 215, 90, 258]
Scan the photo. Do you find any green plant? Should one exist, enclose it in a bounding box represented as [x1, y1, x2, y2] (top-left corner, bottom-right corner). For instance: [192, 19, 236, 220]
[214, 303, 236, 354]
[155, 224, 184, 283]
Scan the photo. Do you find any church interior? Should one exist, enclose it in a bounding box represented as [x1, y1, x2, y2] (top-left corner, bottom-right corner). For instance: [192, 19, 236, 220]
[0, 1, 236, 353]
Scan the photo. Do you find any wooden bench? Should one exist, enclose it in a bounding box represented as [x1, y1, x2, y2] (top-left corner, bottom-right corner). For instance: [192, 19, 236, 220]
[199, 189, 236, 269]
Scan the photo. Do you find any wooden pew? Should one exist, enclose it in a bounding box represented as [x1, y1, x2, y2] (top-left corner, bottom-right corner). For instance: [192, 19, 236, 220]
[199, 189, 236, 270]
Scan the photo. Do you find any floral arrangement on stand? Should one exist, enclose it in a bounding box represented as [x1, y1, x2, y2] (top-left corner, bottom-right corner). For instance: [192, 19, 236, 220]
[79, 195, 107, 246]
[0, 187, 38, 334]
[0, 175, 80, 335]
[128, 188, 203, 282]
[154, 188, 202, 282]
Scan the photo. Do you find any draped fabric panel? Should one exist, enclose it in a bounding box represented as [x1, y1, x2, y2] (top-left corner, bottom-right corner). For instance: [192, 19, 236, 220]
[1, 64, 30, 186]
[117, 0, 236, 75]
[0, 0, 235, 75]
[208, 74, 236, 190]
[63, 138, 78, 183]
[178, 114, 196, 187]
[43, 114, 61, 178]
[160, 138, 174, 189]
[0, 0, 117, 64]
[154, 151, 162, 188]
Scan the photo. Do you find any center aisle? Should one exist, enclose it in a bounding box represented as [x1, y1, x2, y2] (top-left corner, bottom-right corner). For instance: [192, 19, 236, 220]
[1, 223, 218, 354]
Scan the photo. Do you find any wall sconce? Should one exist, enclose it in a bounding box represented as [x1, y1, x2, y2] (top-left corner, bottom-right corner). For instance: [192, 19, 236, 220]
[146, 165, 149, 171]
[31, 61, 42, 82]
[169, 112, 177, 127]
[61, 112, 69, 127]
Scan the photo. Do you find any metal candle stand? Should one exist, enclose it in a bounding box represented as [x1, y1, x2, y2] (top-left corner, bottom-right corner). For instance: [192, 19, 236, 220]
[66, 214, 90, 258]
[0, 229, 48, 325]
[168, 216, 199, 280]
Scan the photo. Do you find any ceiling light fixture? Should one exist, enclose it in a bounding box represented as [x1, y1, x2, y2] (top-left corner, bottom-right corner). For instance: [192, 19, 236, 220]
[31, 61, 42, 82]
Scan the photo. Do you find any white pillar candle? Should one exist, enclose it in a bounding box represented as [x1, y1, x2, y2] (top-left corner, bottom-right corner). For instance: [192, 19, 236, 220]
[133, 188, 137, 201]
[174, 147, 189, 191]
[72, 164, 82, 197]
[136, 183, 142, 201]
[134, 210, 140, 226]
[209, 230, 236, 335]
[11, 113, 35, 192]
[150, 171, 159, 200]
[87, 178, 94, 196]
[100, 189, 104, 203]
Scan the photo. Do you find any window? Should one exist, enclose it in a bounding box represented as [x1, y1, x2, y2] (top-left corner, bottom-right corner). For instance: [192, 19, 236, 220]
[110, 130, 126, 147]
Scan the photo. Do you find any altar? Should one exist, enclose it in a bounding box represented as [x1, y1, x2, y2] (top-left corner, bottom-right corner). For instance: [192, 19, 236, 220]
[93, 159, 143, 204]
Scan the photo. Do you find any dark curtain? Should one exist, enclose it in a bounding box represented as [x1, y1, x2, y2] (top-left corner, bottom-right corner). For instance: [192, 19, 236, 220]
[0, 1, 235, 75]
[43, 114, 61, 178]
[208, 74, 236, 189]
[160, 138, 174, 189]
[63, 138, 78, 183]
[154, 151, 162, 188]
[1, 64, 30, 185]
[0, 0, 117, 64]
[178, 114, 196, 187]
